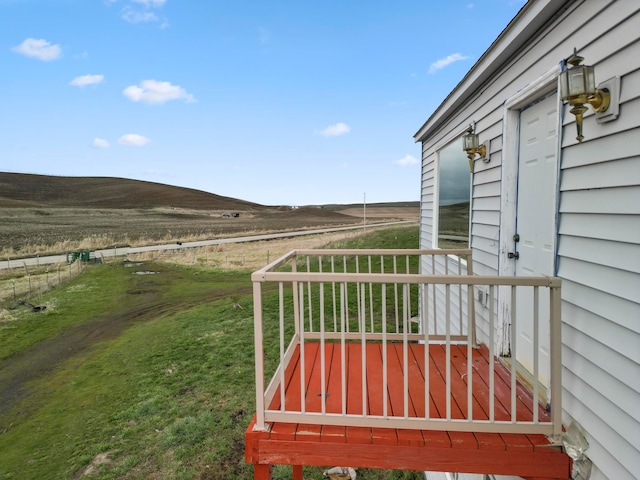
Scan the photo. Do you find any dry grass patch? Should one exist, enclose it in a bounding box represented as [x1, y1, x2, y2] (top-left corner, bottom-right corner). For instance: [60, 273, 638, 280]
[124, 229, 372, 271]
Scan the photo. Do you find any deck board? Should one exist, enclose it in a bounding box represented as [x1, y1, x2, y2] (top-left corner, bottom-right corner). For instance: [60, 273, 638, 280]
[247, 342, 569, 478]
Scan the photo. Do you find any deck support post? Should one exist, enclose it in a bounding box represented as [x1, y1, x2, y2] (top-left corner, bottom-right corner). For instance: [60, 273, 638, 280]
[292, 465, 303, 480]
[254, 464, 271, 480]
[251, 463, 302, 479]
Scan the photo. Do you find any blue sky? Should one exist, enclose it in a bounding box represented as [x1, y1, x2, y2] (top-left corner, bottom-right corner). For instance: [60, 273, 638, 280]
[1, 0, 525, 206]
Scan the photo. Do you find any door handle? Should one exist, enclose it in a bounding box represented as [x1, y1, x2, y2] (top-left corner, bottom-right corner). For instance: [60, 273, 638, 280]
[508, 251, 520, 259]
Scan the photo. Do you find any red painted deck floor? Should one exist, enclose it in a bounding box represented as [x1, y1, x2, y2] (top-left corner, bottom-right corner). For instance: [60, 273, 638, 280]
[246, 342, 571, 479]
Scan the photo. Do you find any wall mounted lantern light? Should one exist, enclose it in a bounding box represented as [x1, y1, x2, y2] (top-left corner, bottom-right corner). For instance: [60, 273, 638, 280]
[559, 48, 612, 143]
[462, 125, 489, 173]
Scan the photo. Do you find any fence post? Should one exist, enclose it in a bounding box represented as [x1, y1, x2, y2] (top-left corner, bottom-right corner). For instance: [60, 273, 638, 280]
[12, 280, 16, 301]
[28, 274, 32, 295]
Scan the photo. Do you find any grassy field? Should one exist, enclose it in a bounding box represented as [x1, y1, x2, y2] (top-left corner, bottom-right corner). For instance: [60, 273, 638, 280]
[0, 226, 423, 480]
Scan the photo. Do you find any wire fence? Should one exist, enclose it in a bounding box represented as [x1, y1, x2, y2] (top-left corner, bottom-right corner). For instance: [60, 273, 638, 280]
[124, 244, 290, 271]
[0, 260, 86, 305]
[0, 228, 372, 306]
[0, 247, 272, 306]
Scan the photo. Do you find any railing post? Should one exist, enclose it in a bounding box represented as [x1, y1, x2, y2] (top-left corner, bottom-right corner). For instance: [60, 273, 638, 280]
[279, 283, 286, 411]
[340, 282, 347, 415]
[466, 251, 478, 348]
[306, 257, 313, 332]
[550, 281, 563, 438]
[489, 284, 495, 423]
[253, 281, 266, 431]
[292, 255, 300, 338]
[510, 286, 517, 423]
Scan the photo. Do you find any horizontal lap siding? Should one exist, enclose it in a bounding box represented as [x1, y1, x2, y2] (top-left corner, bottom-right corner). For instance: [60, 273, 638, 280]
[419, 144, 436, 250]
[563, 383, 639, 480]
[557, 3, 640, 479]
[417, 1, 640, 478]
[560, 186, 640, 214]
[562, 312, 639, 395]
[562, 362, 640, 474]
[421, 255, 470, 338]
[559, 212, 638, 242]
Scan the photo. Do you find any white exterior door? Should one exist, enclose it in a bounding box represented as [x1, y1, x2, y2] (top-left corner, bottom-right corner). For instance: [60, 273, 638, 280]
[513, 92, 559, 387]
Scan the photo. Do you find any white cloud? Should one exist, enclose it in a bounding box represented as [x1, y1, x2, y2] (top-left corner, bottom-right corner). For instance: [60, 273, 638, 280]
[318, 122, 350, 137]
[123, 7, 158, 23]
[131, 0, 166, 6]
[123, 79, 195, 104]
[93, 138, 110, 148]
[11, 38, 61, 61]
[118, 134, 150, 146]
[70, 74, 104, 87]
[428, 53, 470, 74]
[120, 0, 167, 24]
[395, 154, 419, 167]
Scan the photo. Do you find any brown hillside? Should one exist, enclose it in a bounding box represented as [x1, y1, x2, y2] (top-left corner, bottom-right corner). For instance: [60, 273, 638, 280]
[0, 172, 265, 211]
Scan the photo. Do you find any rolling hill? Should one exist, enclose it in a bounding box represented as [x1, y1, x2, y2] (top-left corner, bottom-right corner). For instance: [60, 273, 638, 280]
[0, 173, 373, 254]
[0, 172, 266, 211]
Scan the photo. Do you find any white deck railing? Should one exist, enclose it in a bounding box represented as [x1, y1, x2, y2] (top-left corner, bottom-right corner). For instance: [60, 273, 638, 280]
[251, 249, 562, 437]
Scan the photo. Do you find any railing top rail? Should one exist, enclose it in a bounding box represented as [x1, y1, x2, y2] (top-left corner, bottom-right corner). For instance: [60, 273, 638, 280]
[251, 250, 298, 279]
[251, 270, 561, 287]
[288, 248, 472, 256]
[251, 248, 472, 282]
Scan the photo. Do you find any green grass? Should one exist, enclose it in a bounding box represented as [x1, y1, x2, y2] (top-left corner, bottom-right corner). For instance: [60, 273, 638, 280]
[0, 266, 128, 361]
[0, 227, 423, 480]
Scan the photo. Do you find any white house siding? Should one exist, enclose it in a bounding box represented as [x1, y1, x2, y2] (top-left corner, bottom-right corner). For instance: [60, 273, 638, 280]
[416, 1, 639, 479]
[421, 255, 471, 338]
